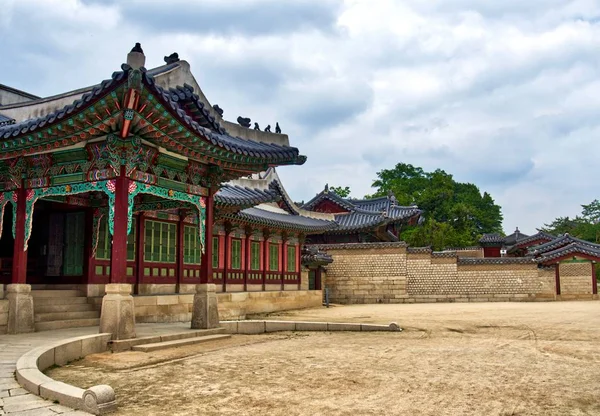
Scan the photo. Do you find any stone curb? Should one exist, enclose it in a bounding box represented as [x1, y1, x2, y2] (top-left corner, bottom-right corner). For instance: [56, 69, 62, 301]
[15, 333, 116, 415]
[220, 320, 402, 334]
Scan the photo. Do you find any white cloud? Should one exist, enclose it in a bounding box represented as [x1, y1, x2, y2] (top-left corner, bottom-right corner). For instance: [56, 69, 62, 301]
[2, 0, 600, 234]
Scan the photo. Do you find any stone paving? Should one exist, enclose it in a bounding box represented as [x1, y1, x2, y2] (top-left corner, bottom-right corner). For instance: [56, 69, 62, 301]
[0, 322, 198, 415]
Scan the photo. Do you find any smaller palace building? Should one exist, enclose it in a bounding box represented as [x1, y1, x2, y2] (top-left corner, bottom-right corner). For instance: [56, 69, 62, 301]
[479, 230, 599, 297]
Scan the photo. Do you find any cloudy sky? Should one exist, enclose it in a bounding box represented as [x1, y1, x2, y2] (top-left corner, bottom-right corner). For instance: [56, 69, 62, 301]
[2, 0, 600, 234]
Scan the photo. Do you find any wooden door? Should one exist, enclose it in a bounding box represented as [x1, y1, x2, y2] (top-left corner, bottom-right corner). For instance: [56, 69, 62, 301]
[46, 213, 65, 276]
[63, 212, 85, 276]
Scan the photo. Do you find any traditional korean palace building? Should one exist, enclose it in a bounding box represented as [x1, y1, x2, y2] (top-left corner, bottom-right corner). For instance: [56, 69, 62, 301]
[302, 185, 421, 244]
[0, 44, 322, 337]
[0, 44, 424, 336]
[479, 230, 600, 296]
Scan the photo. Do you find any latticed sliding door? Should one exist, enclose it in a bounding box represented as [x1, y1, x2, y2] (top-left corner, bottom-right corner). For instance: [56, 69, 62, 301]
[63, 212, 85, 276]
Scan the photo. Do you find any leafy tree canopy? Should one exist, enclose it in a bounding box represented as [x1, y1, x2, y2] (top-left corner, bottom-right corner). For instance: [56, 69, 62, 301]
[540, 199, 600, 244]
[329, 185, 351, 198]
[369, 163, 503, 249]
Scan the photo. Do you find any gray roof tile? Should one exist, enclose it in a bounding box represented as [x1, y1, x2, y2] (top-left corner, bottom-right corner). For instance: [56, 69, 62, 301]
[528, 233, 600, 255]
[223, 207, 336, 233]
[536, 242, 600, 263]
[301, 189, 421, 233]
[215, 184, 279, 207]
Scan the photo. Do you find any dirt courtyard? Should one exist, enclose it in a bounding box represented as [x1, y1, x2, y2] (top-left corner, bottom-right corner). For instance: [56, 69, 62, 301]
[49, 302, 600, 415]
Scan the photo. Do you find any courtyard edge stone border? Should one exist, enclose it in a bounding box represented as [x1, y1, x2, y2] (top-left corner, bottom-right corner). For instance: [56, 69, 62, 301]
[220, 320, 402, 334]
[15, 333, 117, 415]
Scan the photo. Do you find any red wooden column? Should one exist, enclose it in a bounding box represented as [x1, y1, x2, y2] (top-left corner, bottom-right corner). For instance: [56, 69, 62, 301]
[222, 223, 232, 293]
[11, 186, 28, 284]
[243, 227, 252, 292]
[297, 234, 305, 290]
[176, 215, 185, 293]
[262, 229, 270, 291]
[134, 213, 145, 295]
[592, 262, 598, 295]
[555, 263, 561, 296]
[280, 235, 287, 291]
[110, 166, 130, 283]
[199, 189, 215, 284]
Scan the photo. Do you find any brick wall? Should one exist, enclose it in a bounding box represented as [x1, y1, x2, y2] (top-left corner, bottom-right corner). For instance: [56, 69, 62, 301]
[318, 243, 595, 304]
[559, 262, 593, 296]
[323, 244, 407, 304]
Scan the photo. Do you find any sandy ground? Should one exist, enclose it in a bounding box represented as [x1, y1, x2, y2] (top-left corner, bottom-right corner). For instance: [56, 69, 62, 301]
[48, 302, 600, 416]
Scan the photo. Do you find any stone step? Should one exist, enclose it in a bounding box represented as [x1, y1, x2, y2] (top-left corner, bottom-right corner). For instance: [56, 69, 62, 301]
[34, 310, 100, 322]
[30, 284, 83, 290]
[33, 297, 89, 305]
[34, 318, 100, 332]
[111, 327, 227, 352]
[31, 290, 84, 298]
[132, 334, 231, 352]
[34, 303, 97, 313]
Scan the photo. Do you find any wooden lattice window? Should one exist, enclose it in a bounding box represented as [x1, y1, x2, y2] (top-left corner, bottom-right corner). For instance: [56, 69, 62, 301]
[269, 243, 279, 271]
[250, 241, 260, 270]
[183, 225, 201, 264]
[144, 220, 176, 263]
[212, 237, 219, 269]
[96, 217, 136, 261]
[231, 239, 242, 269]
[287, 245, 297, 272]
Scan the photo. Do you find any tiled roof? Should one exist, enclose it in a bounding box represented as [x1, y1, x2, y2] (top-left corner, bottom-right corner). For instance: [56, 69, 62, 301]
[503, 227, 529, 246]
[165, 84, 225, 134]
[507, 231, 556, 253]
[407, 247, 432, 254]
[0, 68, 128, 139]
[432, 251, 457, 258]
[0, 64, 306, 167]
[215, 184, 279, 207]
[0, 113, 15, 127]
[224, 207, 336, 233]
[301, 246, 333, 266]
[536, 242, 600, 263]
[458, 257, 536, 265]
[309, 242, 408, 250]
[479, 233, 504, 244]
[140, 69, 306, 165]
[302, 190, 356, 212]
[299, 188, 422, 234]
[528, 233, 600, 255]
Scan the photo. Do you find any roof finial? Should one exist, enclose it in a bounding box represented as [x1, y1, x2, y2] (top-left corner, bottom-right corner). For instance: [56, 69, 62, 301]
[131, 42, 144, 53]
[164, 52, 179, 64]
[127, 42, 146, 69]
[324, 183, 329, 193]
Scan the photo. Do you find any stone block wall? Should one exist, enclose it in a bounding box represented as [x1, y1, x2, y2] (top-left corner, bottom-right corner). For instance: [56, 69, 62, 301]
[323, 244, 407, 304]
[318, 243, 595, 304]
[559, 262, 593, 295]
[0, 299, 7, 334]
[133, 290, 322, 322]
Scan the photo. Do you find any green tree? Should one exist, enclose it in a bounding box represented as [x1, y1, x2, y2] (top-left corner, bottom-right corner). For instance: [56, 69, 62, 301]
[369, 163, 503, 249]
[329, 185, 351, 198]
[541, 201, 600, 244]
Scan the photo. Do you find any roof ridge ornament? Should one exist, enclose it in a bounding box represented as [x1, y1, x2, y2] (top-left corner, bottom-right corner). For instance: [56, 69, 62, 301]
[127, 42, 146, 70]
[164, 52, 179, 65]
[131, 42, 144, 53]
